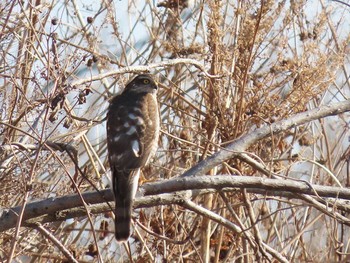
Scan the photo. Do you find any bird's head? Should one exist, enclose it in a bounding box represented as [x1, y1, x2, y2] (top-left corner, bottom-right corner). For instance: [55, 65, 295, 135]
[124, 74, 158, 95]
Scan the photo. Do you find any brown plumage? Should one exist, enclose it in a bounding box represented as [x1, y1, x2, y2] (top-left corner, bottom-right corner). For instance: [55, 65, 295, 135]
[106, 74, 160, 241]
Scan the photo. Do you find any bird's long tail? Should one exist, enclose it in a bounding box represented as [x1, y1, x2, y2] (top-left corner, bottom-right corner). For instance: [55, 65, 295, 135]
[113, 169, 140, 242]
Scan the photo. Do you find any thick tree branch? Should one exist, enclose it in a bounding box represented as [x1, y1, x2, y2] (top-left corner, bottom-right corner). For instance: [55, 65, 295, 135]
[2, 175, 350, 232]
[141, 175, 350, 198]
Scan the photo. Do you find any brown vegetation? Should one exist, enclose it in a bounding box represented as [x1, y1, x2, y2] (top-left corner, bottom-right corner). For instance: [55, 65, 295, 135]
[1, 1, 350, 262]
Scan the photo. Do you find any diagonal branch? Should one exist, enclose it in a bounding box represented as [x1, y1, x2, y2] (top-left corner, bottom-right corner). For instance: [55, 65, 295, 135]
[35, 223, 79, 263]
[182, 100, 350, 177]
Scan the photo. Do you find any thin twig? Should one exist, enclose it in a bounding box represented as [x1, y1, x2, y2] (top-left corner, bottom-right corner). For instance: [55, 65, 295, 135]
[35, 223, 79, 263]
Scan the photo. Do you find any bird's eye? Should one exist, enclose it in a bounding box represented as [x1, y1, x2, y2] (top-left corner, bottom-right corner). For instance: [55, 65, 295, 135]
[143, 79, 150, 84]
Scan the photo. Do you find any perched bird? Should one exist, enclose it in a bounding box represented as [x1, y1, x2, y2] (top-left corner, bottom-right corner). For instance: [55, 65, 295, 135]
[106, 74, 160, 241]
[157, 0, 193, 9]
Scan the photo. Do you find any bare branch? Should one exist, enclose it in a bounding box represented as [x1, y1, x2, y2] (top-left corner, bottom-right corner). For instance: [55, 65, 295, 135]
[71, 58, 221, 87]
[35, 223, 79, 263]
[2, 176, 350, 232]
[182, 100, 350, 177]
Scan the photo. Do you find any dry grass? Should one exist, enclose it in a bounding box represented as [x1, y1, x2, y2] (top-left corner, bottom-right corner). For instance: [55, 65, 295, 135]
[1, 0, 350, 262]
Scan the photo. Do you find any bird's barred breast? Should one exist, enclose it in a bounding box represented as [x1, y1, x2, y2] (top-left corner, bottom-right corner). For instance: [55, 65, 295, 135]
[107, 92, 159, 168]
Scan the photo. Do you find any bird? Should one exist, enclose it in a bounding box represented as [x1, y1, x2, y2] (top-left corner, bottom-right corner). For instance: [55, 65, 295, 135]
[106, 74, 160, 241]
[157, 0, 193, 9]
